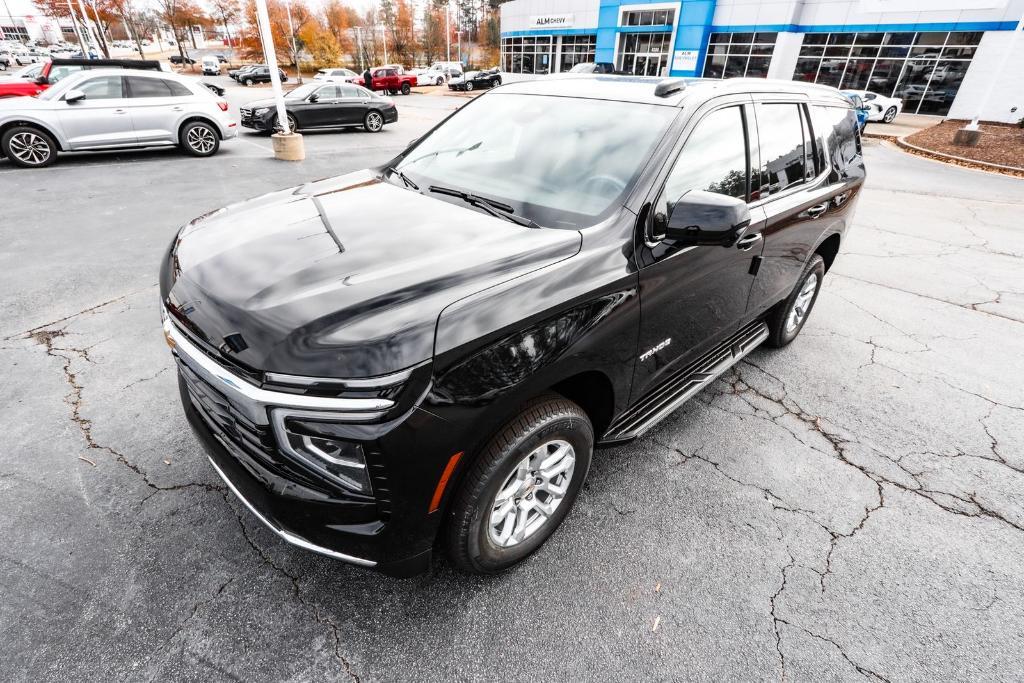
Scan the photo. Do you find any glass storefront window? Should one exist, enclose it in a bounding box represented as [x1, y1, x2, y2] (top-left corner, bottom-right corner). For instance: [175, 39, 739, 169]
[501, 36, 556, 74]
[794, 31, 978, 115]
[559, 35, 597, 72]
[701, 32, 779, 79]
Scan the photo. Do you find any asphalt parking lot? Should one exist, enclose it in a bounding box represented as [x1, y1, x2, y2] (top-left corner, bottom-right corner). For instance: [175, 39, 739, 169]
[2, 94, 1023, 681]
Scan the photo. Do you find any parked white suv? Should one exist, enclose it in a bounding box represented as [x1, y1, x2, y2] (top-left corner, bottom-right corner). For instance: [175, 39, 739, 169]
[417, 62, 463, 86]
[0, 68, 237, 168]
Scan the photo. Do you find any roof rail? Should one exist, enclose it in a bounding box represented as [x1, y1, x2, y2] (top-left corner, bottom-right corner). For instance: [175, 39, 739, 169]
[654, 78, 687, 98]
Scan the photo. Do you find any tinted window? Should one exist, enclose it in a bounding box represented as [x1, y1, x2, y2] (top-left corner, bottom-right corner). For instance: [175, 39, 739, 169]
[127, 76, 172, 97]
[756, 103, 807, 195]
[167, 80, 193, 97]
[340, 85, 364, 98]
[662, 106, 748, 217]
[76, 75, 125, 100]
[812, 105, 859, 178]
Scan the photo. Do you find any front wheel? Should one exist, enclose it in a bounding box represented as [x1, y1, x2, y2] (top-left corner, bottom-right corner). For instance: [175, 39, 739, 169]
[766, 254, 825, 348]
[2, 126, 58, 168]
[883, 106, 897, 123]
[274, 113, 298, 134]
[400, 82, 411, 95]
[180, 121, 220, 157]
[446, 394, 593, 574]
[242, 77, 252, 86]
[464, 81, 474, 91]
[363, 110, 384, 132]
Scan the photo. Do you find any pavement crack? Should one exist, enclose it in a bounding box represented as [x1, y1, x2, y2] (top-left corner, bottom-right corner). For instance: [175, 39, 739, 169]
[777, 618, 891, 682]
[4, 283, 157, 341]
[123, 366, 170, 390]
[222, 491, 360, 682]
[770, 552, 796, 682]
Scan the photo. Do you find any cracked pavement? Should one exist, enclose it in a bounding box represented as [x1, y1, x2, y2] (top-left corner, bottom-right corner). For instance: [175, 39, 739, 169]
[1, 122, 1023, 681]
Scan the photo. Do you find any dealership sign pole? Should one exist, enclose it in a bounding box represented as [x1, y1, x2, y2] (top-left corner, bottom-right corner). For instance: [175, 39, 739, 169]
[253, 0, 305, 159]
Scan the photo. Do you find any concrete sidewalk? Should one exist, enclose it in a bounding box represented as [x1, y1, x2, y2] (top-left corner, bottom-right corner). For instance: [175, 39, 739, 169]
[864, 113, 938, 139]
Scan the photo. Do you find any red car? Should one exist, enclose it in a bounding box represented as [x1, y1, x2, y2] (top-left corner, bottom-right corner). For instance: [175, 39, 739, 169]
[349, 66, 416, 95]
[0, 58, 163, 98]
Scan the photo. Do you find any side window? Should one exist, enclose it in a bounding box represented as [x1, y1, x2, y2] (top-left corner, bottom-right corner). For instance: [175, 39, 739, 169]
[756, 103, 808, 195]
[75, 76, 125, 100]
[49, 65, 81, 83]
[166, 80, 193, 97]
[340, 85, 363, 98]
[127, 76, 172, 97]
[811, 105, 860, 178]
[316, 85, 341, 99]
[661, 105, 749, 220]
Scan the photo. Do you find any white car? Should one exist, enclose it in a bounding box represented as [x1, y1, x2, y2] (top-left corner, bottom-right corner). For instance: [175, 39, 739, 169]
[416, 62, 463, 86]
[314, 67, 359, 82]
[852, 90, 903, 123]
[0, 68, 237, 168]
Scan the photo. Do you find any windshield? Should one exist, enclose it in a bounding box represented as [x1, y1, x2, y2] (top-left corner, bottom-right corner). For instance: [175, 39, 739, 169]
[286, 83, 319, 99]
[395, 93, 677, 227]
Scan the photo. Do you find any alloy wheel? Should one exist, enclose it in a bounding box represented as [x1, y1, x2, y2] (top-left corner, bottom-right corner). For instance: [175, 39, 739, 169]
[186, 125, 217, 154]
[884, 107, 897, 123]
[365, 112, 383, 131]
[785, 273, 820, 334]
[488, 439, 576, 548]
[8, 131, 51, 166]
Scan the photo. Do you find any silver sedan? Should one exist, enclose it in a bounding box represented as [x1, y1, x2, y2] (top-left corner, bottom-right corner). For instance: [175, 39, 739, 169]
[0, 68, 238, 168]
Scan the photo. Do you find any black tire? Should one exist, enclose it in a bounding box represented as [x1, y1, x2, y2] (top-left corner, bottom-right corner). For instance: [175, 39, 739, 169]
[274, 113, 299, 134]
[766, 254, 825, 348]
[446, 393, 594, 574]
[2, 125, 58, 168]
[242, 77, 252, 86]
[400, 81, 411, 95]
[435, 76, 443, 85]
[363, 110, 384, 132]
[883, 106, 897, 123]
[491, 79, 501, 88]
[179, 121, 220, 157]
[465, 81, 474, 91]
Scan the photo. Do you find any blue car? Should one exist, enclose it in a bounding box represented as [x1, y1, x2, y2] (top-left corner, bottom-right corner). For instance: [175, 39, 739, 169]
[842, 91, 870, 132]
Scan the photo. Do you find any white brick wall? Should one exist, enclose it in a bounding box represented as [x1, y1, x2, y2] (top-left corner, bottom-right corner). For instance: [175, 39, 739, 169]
[947, 29, 1024, 123]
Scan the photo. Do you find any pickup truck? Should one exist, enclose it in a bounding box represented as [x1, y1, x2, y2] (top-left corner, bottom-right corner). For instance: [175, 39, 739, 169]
[352, 66, 417, 95]
[0, 58, 163, 98]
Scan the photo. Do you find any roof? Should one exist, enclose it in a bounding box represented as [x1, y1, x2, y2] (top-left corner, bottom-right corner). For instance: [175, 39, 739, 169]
[494, 75, 851, 108]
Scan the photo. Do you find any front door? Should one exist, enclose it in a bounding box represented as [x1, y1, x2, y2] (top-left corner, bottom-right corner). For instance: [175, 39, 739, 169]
[303, 85, 343, 127]
[57, 75, 137, 149]
[631, 100, 765, 401]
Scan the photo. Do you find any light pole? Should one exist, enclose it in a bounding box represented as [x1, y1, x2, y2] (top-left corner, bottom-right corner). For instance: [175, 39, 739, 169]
[253, 0, 304, 159]
[445, 2, 450, 61]
[64, 0, 87, 53]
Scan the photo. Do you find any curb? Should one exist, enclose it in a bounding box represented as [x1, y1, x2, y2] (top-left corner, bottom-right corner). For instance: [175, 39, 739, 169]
[893, 134, 1024, 177]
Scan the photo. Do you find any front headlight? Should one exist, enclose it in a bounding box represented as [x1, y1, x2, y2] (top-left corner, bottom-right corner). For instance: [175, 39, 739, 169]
[272, 409, 373, 494]
[253, 107, 270, 116]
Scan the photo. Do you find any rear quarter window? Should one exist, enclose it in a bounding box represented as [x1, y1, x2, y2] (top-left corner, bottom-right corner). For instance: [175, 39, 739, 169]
[812, 105, 860, 179]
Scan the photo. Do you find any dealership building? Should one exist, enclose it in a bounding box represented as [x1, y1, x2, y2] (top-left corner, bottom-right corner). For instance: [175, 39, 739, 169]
[499, 0, 1024, 121]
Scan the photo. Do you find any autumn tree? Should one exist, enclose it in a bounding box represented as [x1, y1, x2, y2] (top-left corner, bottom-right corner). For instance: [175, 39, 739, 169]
[297, 20, 340, 67]
[322, 0, 356, 58]
[209, 0, 240, 47]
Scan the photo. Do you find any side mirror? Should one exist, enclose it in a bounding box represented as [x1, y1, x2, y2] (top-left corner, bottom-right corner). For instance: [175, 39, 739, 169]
[308, 93, 319, 102]
[35, 75, 48, 85]
[658, 190, 750, 247]
[64, 88, 86, 103]
[407, 137, 418, 147]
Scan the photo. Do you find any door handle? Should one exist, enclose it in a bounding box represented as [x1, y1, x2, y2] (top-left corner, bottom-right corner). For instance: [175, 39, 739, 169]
[113, 109, 128, 115]
[171, 105, 184, 111]
[736, 233, 762, 251]
[805, 203, 829, 218]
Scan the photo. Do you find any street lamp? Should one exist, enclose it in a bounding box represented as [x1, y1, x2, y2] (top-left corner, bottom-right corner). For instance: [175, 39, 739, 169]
[284, 0, 301, 84]
[252, 0, 304, 160]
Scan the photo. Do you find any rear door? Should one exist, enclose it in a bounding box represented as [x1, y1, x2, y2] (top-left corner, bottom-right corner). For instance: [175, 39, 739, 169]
[339, 84, 372, 124]
[745, 98, 857, 316]
[125, 76, 194, 143]
[57, 75, 136, 148]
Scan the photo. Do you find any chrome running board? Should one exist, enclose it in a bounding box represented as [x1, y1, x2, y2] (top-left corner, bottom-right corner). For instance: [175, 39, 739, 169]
[602, 321, 769, 443]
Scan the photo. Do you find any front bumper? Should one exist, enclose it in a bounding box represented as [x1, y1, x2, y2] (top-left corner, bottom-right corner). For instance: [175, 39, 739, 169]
[239, 108, 272, 131]
[166, 316, 457, 576]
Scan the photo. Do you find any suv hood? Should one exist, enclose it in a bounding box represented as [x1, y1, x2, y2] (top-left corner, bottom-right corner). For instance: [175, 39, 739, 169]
[161, 170, 581, 378]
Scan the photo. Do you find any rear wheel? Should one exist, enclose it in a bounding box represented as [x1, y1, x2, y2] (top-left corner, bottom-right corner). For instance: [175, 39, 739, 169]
[2, 126, 57, 168]
[242, 77, 253, 86]
[446, 394, 593, 574]
[465, 81, 474, 91]
[363, 110, 384, 132]
[766, 254, 825, 348]
[883, 106, 897, 123]
[180, 121, 220, 157]
[435, 76, 443, 85]
[400, 82, 411, 95]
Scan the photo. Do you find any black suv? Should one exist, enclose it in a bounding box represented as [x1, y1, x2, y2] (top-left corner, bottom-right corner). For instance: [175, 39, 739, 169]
[160, 76, 863, 576]
[237, 65, 287, 86]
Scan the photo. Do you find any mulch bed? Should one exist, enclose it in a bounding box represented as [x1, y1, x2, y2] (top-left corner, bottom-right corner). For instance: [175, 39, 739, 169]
[904, 119, 1024, 171]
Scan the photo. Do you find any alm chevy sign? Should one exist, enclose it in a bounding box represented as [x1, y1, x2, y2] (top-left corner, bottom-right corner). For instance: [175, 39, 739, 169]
[529, 13, 575, 29]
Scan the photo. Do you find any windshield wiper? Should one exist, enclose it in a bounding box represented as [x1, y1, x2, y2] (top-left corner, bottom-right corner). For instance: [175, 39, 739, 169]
[405, 140, 482, 167]
[384, 165, 419, 190]
[429, 185, 540, 229]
